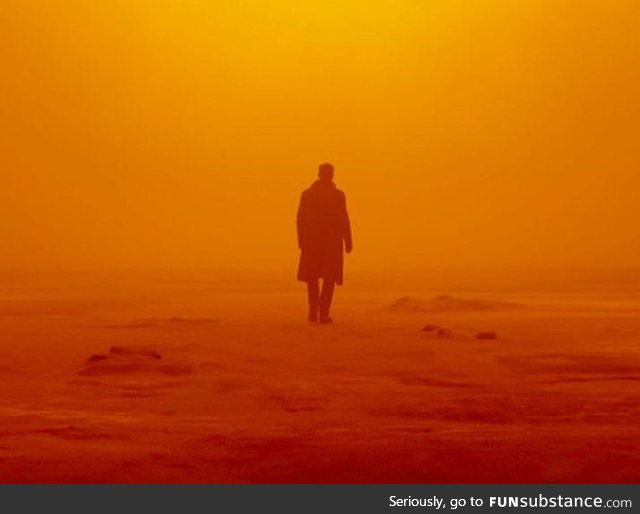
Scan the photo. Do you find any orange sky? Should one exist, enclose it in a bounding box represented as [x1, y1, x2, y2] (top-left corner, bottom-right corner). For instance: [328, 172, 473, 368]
[2, 0, 639, 272]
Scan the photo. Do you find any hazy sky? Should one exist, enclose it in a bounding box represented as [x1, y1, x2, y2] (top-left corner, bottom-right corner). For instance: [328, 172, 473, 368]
[2, 0, 639, 271]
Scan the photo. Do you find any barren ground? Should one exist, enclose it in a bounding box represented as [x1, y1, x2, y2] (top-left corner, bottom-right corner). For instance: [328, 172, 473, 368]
[0, 271, 638, 483]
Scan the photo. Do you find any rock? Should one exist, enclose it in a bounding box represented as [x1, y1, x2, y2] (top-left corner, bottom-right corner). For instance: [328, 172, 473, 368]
[87, 354, 108, 363]
[422, 324, 440, 332]
[476, 331, 498, 340]
[437, 328, 453, 338]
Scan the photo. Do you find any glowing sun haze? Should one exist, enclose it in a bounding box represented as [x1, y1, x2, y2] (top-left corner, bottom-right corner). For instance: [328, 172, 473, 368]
[2, 0, 639, 271]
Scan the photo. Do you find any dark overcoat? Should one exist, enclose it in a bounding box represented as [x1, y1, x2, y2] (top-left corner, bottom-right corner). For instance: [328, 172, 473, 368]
[297, 180, 352, 285]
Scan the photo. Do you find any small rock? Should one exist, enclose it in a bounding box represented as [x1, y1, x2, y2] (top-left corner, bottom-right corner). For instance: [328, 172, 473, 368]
[476, 331, 498, 340]
[437, 328, 453, 338]
[422, 324, 440, 332]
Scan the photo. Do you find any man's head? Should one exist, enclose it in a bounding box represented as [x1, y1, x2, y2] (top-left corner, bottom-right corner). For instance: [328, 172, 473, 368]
[318, 162, 334, 181]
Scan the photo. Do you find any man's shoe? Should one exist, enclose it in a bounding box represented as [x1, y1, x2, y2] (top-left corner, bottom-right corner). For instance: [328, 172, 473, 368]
[319, 316, 333, 325]
[308, 309, 319, 323]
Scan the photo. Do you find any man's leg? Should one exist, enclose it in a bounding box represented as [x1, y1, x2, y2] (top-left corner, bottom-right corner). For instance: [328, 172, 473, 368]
[307, 279, 320, 322]
[319, 279, 335, 324]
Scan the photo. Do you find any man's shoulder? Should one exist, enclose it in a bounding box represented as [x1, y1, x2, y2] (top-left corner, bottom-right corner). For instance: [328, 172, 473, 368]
[301, 185, 346, 199]
[334, 188, 347, 201]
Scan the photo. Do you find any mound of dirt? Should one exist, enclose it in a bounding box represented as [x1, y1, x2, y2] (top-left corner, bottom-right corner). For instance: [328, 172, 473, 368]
[390, 295, 523, 313]
[79, 345, 192, 376]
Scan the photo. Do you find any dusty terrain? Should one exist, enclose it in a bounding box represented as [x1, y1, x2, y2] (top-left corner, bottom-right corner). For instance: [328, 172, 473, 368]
[0, 270, 638, 483]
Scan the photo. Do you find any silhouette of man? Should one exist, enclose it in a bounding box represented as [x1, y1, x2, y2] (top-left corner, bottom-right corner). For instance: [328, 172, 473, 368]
[297, 163, 352, 324]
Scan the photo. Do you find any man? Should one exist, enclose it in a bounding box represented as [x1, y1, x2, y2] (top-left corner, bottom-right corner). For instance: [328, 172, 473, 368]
[297, 162, 352, 324]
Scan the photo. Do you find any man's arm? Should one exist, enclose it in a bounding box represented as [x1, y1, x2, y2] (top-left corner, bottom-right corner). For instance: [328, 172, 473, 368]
[343, 193, 352, 253]
[296, 192, 306, 250]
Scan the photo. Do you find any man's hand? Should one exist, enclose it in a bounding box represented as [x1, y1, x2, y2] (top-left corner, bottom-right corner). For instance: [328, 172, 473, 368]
[345, 242, 352, 254]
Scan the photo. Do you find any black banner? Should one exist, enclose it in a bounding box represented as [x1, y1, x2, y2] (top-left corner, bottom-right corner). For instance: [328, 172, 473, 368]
[0, 484, 636, 514]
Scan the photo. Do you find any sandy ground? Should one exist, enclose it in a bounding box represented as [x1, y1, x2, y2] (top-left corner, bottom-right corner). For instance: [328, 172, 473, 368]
[0, 271, 639, 483]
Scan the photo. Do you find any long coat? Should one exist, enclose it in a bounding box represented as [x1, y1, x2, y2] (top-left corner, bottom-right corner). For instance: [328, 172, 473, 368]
[297, 180, 352, 285]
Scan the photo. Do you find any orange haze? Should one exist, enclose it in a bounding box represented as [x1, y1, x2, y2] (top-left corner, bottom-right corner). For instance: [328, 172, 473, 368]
[2, 0, 639, 272]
